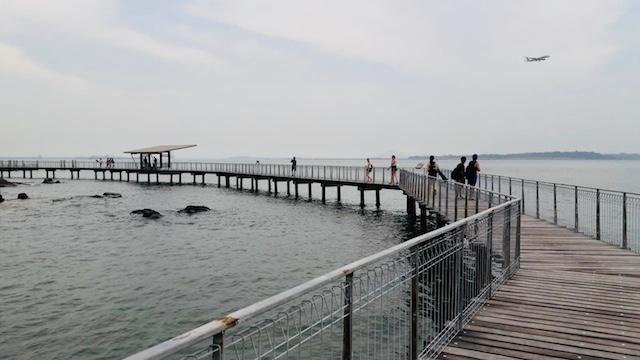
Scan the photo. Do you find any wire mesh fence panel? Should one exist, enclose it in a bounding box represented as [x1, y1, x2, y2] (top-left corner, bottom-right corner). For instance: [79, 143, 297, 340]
[555, 185, 577, 230]
[577, 188, 597, 238]
[629, 195, 640, 253]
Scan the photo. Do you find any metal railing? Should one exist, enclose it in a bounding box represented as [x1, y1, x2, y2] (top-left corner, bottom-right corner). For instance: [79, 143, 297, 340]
[124, 170, 520, 360]
[471, 172, 640, 254]
[0, 160, 398, 186]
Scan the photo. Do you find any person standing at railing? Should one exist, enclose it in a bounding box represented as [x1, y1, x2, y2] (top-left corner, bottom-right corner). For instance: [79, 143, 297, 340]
[451, 156, 467, 198]
[425, 155, 447, 180]
[153, 157, 158, 169]
[466, 154, 481, 199]
[389, 155, 398, 185]
[290, 157, 297, 176]
[365, 158, 373, 182]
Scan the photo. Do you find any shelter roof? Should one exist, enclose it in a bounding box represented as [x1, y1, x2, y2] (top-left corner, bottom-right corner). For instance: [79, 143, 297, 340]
[124, 145, 197, 154]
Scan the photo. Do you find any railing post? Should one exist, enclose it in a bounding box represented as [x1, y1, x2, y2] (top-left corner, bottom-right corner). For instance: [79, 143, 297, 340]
[212, 332, 224, 360]
[342, 273, 354, 360]
[553, 183, 558, 224]
[486, 212, 494, 298]
[454, 187, 458, 221]
[521, 179, 525, 215]
[509, 178, 512, 196]
[536, 181, 540, 219]
[622, 193, 628, 249]
[596, 189, 601, 240]
[574, 186, 579, 232]
[410, 251, 418, 360]
[515, 203, 521, 263]
[498, 175, 501, 194]
[503, 205, 512, 271]
[456, 223, 466, 330]
[445, 180, 449, 217]
[464, 186, 469, 218]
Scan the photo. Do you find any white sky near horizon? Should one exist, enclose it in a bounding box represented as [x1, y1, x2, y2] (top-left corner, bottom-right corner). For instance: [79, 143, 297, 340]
[0, 0, 638, 159]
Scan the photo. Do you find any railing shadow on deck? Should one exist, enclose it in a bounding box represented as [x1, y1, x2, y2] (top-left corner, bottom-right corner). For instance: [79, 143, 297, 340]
[123, 170, 521, 360]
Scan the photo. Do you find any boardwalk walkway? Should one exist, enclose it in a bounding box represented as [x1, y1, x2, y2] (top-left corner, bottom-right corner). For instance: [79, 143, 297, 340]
[438, 216, 640, 360]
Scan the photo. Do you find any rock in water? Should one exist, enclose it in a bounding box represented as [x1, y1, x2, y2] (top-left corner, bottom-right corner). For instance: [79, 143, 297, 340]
[178, 205, 211, 214]
[17, 193, 29, 200]
[89, 195, 103, 198]
[102, 192, 122, 198]
[0, 194, 4, 203]
[42, 178, 60, 184]
[0, 178, 17, 187]
[130, 209, 162, 219]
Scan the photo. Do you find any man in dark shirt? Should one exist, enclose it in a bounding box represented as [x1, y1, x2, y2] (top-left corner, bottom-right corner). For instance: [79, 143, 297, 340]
[451, 156, 466, 198]
[291, 156, 297, 175]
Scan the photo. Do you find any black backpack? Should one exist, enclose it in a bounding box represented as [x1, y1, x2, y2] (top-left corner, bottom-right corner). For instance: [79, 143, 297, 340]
[451, 164, 463, 180]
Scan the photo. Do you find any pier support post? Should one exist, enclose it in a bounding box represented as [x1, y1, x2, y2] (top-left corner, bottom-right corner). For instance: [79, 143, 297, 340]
[308, 183, 312, 200]
[359, 188, 365, 209]
[337, 186, 342, 202]
[110, 171, 113, 181]
[287, 181, 290, 196]
[420, 204, 427, 230]
[179, 173, 182, 185]
[201, 174, 205, 185]
[321, 185, 326, 204]
[225, 176, 230, 188]
[217, 175, 221, 188]
[94, 171, 97, 180]
[193, 174, 196, 185]
[136, 173, 139, 183]
[170, 174, 174, 184]
[30, 170, 33, 179]
[295, 183, 299, 199]
[70, 170, 74, 180]
[274, 180, 278, 195]
[251, 178, 255, 192]
[156, 173, 159, 184]
[375, 189, 381, 209]
[268, 179, 272, 194]
[23, 170, 26, 178]
[126, 172, 130, 182]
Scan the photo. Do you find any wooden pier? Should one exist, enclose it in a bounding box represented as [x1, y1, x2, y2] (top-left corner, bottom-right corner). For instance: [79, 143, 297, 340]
[2, 159, 639, 360]
[0, 160, 398, 209]
[438, 216, 640, 360]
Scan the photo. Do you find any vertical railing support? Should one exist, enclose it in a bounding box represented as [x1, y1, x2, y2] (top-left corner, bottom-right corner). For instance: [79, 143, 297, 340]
[503, 205, 512, 271]
[212, 332, 224, 360]
[622, 193, 628, 249]
[342, 273, 354, 360]
[574, 186, 579, 232]
[410, 251, 418, 360]
[515, 204, 521, 262]
[536, 181, 540, 219]
[553, 183, 558, 224]
[456, 223, 466, 330]
[521, 179, 526, 215]
[596, 189, 601, 240]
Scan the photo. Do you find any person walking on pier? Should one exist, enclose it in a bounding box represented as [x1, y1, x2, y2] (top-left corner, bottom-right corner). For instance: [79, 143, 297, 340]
[389, 155, 398, 185]
[466, 154, 481, 199]
[290, 157, 297, 176]
[365, 158, 374, 182]
[452, 156, 467, 198]
[152, 157, 158, 169]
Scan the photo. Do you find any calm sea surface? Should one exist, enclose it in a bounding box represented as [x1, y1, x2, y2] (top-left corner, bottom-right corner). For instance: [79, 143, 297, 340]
[1, 159, 638, 359]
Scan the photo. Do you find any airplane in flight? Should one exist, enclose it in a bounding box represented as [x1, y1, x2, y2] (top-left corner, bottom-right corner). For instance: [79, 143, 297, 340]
[525, 55, 550, 62]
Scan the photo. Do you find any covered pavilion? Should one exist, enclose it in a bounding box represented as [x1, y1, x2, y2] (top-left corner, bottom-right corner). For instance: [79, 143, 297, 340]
[124, 145, 196, 170]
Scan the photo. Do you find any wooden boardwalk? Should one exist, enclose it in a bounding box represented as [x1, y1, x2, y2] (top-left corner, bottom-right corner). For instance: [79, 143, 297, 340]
[438, 216, 640, 360]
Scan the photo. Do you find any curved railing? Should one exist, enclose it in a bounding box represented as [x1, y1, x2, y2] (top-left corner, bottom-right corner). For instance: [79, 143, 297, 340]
[123, 170, 520, 360]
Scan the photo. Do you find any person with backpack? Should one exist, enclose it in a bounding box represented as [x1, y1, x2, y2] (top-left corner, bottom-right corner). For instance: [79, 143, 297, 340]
[451, 156, 467, 198]
[466, 154, 481, 199]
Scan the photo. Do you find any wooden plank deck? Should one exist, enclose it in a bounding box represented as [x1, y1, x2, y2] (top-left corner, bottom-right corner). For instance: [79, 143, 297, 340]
[437, 216, 640, 360]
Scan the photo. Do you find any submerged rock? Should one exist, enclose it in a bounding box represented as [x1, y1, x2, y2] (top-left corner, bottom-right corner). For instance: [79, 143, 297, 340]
[102, 192, 122, 198]
[17, 193, 29, 200]
[0, 178, 17, 187]
[42, 178, 61, 184]
[130, 209, 162, 219]
[178, 205, 211, 214]
[0, 194, 4, 203]
[89, 195, 103, 199]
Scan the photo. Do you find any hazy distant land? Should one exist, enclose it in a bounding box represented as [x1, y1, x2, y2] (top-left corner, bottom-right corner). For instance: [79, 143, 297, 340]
[409, 151, 640, 160]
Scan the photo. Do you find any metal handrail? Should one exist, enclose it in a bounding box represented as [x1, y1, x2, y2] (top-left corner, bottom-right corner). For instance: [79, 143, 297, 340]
[124, 170, 521, 360]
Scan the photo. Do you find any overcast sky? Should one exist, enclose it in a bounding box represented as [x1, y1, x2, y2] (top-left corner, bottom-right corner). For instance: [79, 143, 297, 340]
[1, 0, 638, 158]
